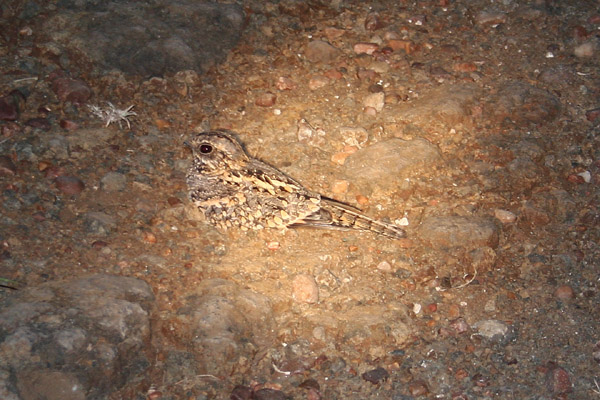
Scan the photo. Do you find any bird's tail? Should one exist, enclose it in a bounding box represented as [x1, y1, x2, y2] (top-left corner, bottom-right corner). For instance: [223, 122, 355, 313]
[290, 197, 406, 239]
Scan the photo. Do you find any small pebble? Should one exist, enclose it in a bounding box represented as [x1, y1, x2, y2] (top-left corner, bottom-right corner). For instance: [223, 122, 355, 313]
[574, 41, 597, 58]
[474, 11, 507, 26]
[330, 179, 349, 194]
[44, 165, 66, 178]
[276, 76, 296, 91]
[292, 274, 319, 304]
[331, 152, 351, 165]
[361, 367, 389, 384]
[353, 42, 379, 55]
[363, 92, 385, 112]
[305, 40, 340, 63]
[143, 231, 157, 244]
[230, 385, 252, 400]
[364, 12, 383, 31]
[255, 93, 276, 107]
[585, 107, 600, 122]
[387, 39, 413, 53]
[0, 156, 17, 175]
[592, 341, 600, 364]
[376, 261, 392, 271]
[167, 196, 182, 206]
[453, 62, 477, 72]
[25, 117, 51, 131]
[545, 363, 572, 395]
[449, 317, 469, 334]
[363, 106, 377, 116]
[0, 96, 18, 121]
[425, 303, 437, 313]
[408, 380, 429, 396]
[355, 195, 369, 205]
[472, 319, 508, 339]
[448, 304, 460, 318]
[323, 27, 345, 41]
[51, 76, 92, 103]
[59, 119, 79, 131]
[55, 175, 85, 195]
[553, 285, 574, 300]
[357, 68, 378, 81]
[308, 75, 329, 90]
[100, 171, 127, 192]
[494, 209, 516, 224]
[323, 69, 343, 80]
[577, 171, 591, 183]
[267, 241, 280, 250]
[253, 388, 287, 400]
[92, 240, 108, 249]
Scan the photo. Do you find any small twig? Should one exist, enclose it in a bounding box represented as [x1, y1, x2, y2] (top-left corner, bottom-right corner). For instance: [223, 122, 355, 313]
[592, 378, 600, 395]
[453, 269, 478, 289]
[437, 269, 478, 291]
[272, 363, 291, 376]
[173, 374, 220, 386]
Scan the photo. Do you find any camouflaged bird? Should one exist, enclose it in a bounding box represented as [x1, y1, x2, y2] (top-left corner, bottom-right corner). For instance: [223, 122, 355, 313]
[185, 130, 406, 239]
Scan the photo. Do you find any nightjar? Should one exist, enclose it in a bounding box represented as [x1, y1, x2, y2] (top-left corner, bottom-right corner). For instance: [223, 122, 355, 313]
[185, 130, 406, 239]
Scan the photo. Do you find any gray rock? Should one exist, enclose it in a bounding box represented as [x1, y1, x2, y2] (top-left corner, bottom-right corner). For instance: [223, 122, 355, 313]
[343, 137, 441, 191]
[66, 128, 114, 152]
[16, 370, 86, 400]
[100, 171, 127, 192]
[82, 211, 117, 235]
[418, 216, 500, 249]
[393, 84, 481, 127]
[485, 81, 561, 125]
[45, 1, 245, 75]
[305, 40, 340, 63]
[173, 279, 275, 375]
[46, 135, 70, 160]
[0, 274, 154, 399]
[472, 319, 515, 343]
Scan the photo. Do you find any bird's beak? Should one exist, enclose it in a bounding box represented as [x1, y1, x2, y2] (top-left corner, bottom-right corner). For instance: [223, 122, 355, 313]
[184, 140, 192, 149]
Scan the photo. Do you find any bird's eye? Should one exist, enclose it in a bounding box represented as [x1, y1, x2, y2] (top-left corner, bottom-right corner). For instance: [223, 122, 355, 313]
[199, 144, 213, 154]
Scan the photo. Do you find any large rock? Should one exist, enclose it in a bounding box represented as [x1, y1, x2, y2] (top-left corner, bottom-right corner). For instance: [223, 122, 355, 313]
[418, 216, 500, 249]
[485, 81, 561, 126]
[43, 1, 245, 75]
[343, 137, 441, 191]
[169, 279, 275, 376]
[393, 84, 481, 127]
[0, 274, 155, 399]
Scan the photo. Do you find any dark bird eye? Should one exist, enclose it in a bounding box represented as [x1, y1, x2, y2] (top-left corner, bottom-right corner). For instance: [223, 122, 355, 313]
[199, 144, 213, 154]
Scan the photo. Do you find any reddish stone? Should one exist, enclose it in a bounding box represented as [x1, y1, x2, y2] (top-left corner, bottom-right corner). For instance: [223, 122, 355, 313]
[0, 96, 18, 121]
[387, 39, 414, 53]
[585, 108, 600, 122]
[364, 12, 384, 31]
[353, 42, 379, 55]
[55, 176, 85, 195]
[408, 380, 429, 396]
[255, 92, 276, 107]
[276, 76, 297, 91]
[545, 363, 572, 395]
[453, 62, 477, 72]
[60, 119, 79, 131]
[51, 76, 92, 104]
[573, 25, 589, 41]
[323, 69, 343, 80]
[25, 118, 51, 131]
[0, 156, 17, 175]
[553, 285, 574, 300]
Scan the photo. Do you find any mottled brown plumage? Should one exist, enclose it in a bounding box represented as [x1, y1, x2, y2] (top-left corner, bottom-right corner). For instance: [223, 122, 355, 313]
[186, 130, 406, 239]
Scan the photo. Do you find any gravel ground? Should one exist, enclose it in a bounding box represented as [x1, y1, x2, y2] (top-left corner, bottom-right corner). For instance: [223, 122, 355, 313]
[1, 0, 599, 399]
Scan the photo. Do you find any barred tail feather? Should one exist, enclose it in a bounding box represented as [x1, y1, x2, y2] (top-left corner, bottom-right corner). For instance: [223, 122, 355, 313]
[289, 197, 406, 239]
